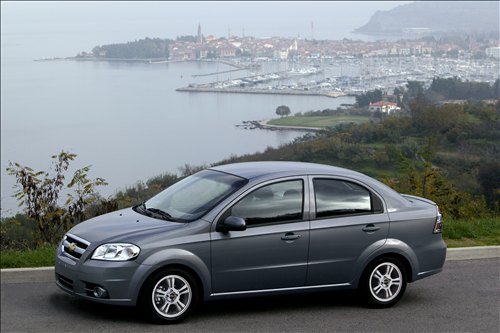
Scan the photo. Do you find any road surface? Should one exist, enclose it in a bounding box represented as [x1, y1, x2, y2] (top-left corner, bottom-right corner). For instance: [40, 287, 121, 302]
[1, 258, 499, 332]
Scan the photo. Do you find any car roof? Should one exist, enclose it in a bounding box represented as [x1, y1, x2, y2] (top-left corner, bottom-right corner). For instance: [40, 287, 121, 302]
[210, 161, 412, 210]
[210, 161, 363, 180]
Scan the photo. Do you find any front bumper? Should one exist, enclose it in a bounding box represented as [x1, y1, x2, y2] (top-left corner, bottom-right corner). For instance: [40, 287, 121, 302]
[54, 246, 145, 306]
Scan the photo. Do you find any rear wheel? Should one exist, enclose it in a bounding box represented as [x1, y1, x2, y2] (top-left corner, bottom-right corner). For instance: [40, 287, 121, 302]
[361, 257, 407, 308]
[140, 268, 199, 324]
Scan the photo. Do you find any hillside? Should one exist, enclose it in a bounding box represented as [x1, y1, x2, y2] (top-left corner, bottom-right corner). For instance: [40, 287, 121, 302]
[110, 79, 500, 221]
[355, 1, 500, 36]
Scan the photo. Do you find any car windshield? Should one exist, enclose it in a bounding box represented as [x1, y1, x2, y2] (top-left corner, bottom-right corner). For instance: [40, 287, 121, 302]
[143, 170, 248, 222]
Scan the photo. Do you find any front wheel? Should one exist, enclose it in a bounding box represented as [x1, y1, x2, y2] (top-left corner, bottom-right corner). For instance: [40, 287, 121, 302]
[360, 257, 407, 308]
[140, 268, 199, 324]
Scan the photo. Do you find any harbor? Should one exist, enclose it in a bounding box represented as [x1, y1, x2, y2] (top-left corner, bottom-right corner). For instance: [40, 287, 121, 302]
[175, 55, 499, 98]
[37, 51, 499, 99]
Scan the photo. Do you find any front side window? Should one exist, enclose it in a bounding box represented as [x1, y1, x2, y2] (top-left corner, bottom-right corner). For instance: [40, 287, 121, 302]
[143, 170, 248, 222]
[227, 180, 304, 226]
[313, 178, 379, 218]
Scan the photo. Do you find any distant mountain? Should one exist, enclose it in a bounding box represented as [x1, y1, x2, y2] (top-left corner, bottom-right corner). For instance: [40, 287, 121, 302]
[355, 1, 500, 36]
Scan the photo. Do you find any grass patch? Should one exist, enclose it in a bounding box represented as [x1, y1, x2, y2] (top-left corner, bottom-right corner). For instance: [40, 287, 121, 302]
[443, 217, 500, 247]
[268, 115, 371, 128]
[1, 244, 57, 269]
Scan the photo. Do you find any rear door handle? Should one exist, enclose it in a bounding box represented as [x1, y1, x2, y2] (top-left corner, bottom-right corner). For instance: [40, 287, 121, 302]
[281, 232, 301, 241]
[362, 224, 380, 233]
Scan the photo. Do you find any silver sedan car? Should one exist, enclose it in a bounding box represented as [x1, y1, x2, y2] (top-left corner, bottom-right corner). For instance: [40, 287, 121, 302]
[55, 161, 446, 323]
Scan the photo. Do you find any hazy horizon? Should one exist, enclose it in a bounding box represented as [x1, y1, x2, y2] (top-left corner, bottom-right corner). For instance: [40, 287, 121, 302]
[1, 1, 411, 58]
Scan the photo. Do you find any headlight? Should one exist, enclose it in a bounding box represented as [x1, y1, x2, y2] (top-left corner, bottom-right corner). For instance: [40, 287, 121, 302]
[91, 243, 140, 261]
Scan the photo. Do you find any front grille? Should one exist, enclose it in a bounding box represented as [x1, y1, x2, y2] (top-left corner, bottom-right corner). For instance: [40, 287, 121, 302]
[62, 233, 90, 260]
[57, 274, 74, 291]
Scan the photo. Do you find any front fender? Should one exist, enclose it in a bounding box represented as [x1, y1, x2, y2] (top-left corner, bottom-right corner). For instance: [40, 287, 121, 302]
[131, 248, 212, 303]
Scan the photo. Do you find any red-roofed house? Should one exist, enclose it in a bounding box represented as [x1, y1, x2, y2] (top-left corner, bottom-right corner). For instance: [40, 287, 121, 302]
[368, 101, 400, 114]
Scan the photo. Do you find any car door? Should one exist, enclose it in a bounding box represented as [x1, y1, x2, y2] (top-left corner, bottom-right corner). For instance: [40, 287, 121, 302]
[210, 178, 310, 294]
[306, 176, 390, 286]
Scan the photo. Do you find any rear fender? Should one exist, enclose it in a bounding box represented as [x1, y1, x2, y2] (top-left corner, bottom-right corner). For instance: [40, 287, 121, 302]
[353, 238, 419, 286]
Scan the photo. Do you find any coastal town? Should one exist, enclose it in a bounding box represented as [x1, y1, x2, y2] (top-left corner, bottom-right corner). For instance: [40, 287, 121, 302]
[73, 24, 500, 99]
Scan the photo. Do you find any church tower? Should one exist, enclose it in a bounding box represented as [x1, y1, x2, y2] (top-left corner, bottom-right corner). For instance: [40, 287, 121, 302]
[197, 23, 202, 44]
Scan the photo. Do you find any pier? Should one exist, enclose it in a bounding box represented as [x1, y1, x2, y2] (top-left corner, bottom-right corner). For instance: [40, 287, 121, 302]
[192, 67, 248, 77]
[176, 86, 346, 98]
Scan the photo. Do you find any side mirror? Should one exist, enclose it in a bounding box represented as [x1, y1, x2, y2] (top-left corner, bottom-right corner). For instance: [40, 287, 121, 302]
[216, 216, 247, 232]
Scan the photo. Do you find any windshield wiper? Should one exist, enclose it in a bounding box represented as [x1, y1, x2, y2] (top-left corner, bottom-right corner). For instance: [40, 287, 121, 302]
[134, 202, 181, 222]
[146, 207, 176, 221]
[133, 202, 148, 214]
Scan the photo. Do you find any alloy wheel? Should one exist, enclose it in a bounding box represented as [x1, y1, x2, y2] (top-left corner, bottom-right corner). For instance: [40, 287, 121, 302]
[369, 262, 403, 303]
[152, 274, 192, 319]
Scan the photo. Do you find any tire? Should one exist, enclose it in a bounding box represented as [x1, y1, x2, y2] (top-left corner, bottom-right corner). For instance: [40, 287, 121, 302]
[140, 268, 199, 324]
[360, 257, 407, 308]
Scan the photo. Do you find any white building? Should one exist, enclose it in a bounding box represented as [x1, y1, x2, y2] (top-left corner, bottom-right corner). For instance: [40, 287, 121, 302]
[485, 47, 500, 59]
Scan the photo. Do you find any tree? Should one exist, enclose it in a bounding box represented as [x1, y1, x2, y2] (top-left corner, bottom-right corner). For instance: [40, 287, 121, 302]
[276, 105, 291, 117]
[393, 87, 404, 107]
[477, 161, 500, 210]
[355, 89, 383, 107]
[6, 151, 108, 245]
[404, 81, 425, 105]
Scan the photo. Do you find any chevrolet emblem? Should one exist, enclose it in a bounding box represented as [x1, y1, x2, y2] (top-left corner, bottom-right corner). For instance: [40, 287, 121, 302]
[68, 242, 77, 252]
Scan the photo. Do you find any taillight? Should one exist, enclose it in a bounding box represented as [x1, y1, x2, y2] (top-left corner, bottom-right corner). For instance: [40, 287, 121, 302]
[433, 206, 443, 234]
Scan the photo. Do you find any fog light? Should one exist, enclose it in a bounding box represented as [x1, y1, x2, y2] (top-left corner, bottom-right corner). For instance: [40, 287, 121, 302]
[93, 286, 108, 298]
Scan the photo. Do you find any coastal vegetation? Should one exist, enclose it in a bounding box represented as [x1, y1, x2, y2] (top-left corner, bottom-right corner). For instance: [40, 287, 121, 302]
[268, 113, 371, 128]
[427, 77, 500, 101]
[1, 78, 499, 268]
[90, 37, 172, 59]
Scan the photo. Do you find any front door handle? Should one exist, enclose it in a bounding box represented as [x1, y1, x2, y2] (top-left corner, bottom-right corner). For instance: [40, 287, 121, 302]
[362, 224, 380, 233]
[281, 232, 301, 241]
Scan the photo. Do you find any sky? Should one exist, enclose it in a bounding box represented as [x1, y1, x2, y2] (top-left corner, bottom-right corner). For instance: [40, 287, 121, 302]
[1, 1, 413, 44]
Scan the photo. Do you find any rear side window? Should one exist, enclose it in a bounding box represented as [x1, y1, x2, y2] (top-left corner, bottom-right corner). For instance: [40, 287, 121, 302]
[313, 178, 382, 218]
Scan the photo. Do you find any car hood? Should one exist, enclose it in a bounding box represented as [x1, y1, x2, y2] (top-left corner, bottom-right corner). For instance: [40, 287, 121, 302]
[68, 208, 186, 244]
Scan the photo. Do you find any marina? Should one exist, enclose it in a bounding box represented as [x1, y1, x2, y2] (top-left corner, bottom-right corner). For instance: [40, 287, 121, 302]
[37, 51, 499, 99]
[176, 55, 499, 97]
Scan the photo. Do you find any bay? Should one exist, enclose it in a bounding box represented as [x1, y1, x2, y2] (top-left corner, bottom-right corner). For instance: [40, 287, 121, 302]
[1, 57, 354, 215]
[2, 1, 400, 216]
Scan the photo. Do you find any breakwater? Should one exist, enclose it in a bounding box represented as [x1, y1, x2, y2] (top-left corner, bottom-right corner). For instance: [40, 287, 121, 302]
[176, 86, 346, 98]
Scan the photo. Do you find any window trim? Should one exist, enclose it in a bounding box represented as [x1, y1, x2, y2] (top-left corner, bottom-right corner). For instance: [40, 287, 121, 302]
[310, 176, 385, 221]
[216, 177, 307, 228]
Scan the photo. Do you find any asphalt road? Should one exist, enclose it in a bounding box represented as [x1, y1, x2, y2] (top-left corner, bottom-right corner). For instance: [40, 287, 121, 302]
[1, 258, 499, 333]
